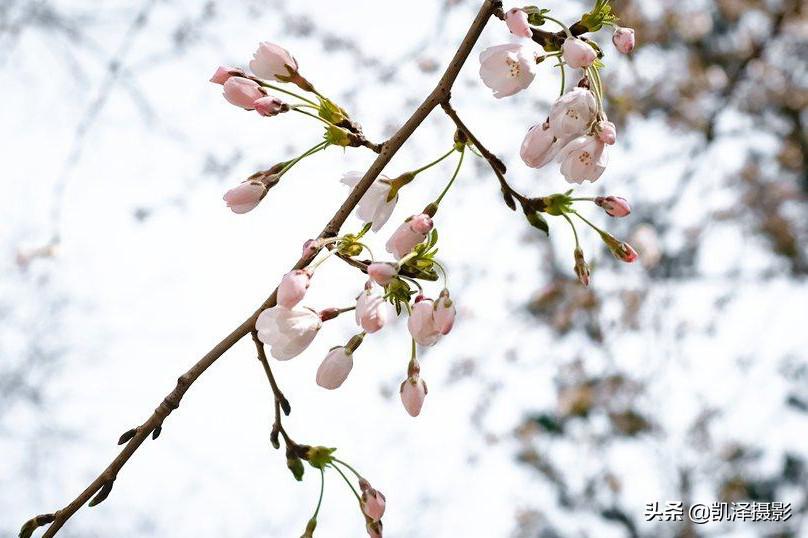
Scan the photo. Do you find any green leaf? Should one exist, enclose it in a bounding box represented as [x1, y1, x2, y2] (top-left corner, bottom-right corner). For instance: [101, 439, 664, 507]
[318, 97, 347, 124]
[525, 211, 550, 236]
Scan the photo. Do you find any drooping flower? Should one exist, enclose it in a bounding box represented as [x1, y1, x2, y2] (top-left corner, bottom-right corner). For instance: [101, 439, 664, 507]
[520, 122, 562, 169]
[341, 172, 397, 232]
[561, 37, 597, 69]
[355, 286, 388, 334]
[249, 41, 298, 81]
[612, 27, 636, 54]
[596, 120, 617, 145]
[223, 181, 266, 214]
[367, 262, 397, 286]
[408, 297, 441, 346]
[557, 135, 608, 184]
[400, 374, 428, 417]
[222, 77, 265, 110]
[478, 43, 540, 98]
[595, 196, 631, 217]
[210, 66, 243, 85]
[255, 305, 322, 360]
[359, 479, 386, 522]
[385, 214, 433, 259]
[504, 8, 532, 38]
[549, 87, 597, 140]
[433, 289, 456, 335]
[277, 269, 311, 308]
[315, 346, 354, 390]
[253, 95, 286, 117]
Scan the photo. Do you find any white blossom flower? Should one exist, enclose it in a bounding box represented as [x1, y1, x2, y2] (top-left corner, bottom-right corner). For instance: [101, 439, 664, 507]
[341, 171, 397, 232]
[557, 135, 608, 184]
[478, 43, 540, 98]
[255, 305, 322, 360]
[548, 88, 597, 140]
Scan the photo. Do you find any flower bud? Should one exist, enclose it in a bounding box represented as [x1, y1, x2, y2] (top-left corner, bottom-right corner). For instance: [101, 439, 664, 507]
[408, 298, 441, 346]
[521, 122, 560, 169]
[356, 287, 388, 334]
[367, 262, 397, 286]
[562, 37, 597, 69]
[409, 213, 434, 235]
[612, 27, 636, 54]
[287, 454, 305, 481]
[223, 180, 266, 214]
[385, 215, 433, 259]
[254, 95, 287, 117]
[596, 120, 617, 145]
[600, 231, 639, 263]
[366, 520, 383, 538]
[595, 196, 631, 217]
[400, 375, 428, 417]
[360, 485, 386, 521]
[222, 77, 265, 110]
[573, 247, 590, 287]
[301, 239, 318, 259]
[210, 66, 243, 85]
[433, 289, 456, 335]
[300, 517, 317, 538]
[277, 269, 311, 308]
[250, 41, 298, 81]
[505, 8, 532, 38]
[316, 347, 354, 390]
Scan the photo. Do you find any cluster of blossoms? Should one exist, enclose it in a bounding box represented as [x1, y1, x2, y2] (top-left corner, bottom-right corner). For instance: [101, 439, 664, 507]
[479, 2, 639, 284]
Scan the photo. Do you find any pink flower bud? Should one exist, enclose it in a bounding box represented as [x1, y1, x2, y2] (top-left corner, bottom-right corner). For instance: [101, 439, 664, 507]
[316, 347, 353, 390]
[505, 8, 532, 38]
[612, 27, 636, 54]
[520, 122, 560, 169]
[367, 262, 397, 286]
[408, 298, 441, 346]
[210, 66, 243, 85]
[562, 37, 597, 69]
[222, 77, 265, 110]
[223, 181, 266, 214]
[433, 289, 456, 335]
[400, 375, 428, 417]
[301, 239, 318, 259]
[595, 196, 631, 217]
[253, 95, 286, 117]
[361, 486, 386, 521]
[409, 213, 434, 235]
[385, 215, 433, 259]
[250, 41, 298, 81]
[617, 242, 639, 263]
[277, 269, 311, 308]
[596, 120, 617, 145]
[355, 287, 388, 334]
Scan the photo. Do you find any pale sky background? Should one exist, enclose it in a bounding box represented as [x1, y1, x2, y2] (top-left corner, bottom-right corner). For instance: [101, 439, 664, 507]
[2, 1, 807, 537]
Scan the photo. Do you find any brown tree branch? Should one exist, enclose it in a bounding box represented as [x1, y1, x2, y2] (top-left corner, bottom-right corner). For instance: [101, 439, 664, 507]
[20, 1, 502, 536]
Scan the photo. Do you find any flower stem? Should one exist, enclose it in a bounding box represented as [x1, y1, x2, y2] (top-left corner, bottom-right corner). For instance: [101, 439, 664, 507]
[412, 147, 457, 176]
[556, 58, 567, 96]
[329, 463, 361, 502]
[291, 106, 339, 128]
[573, 210, 605, 235]
[331, 457, 363, 480]
[313, 468, 325, 519]
[542, 15, 572, 38]
[562, 213, 580, 248]
[255, 80, 319, 107]
[433, 147, 465, 206]
[277, 141, 329, 179]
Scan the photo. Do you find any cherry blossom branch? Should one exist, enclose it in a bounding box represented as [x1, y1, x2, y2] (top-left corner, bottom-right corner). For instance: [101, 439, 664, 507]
[19, 2, 501, 536]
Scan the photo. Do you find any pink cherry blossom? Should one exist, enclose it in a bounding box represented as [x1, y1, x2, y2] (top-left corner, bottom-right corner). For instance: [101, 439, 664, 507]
[400, 375, 428, 417]
[315, 346, 353, 390]
[562, 37, 597, 69]
[407, 298, 441, 346]
[360, 482, 386, 521]
[341, 172, 397, 232]
[612, 27, 636, 54]
[253, 96, 286, 117]
[249, 41, 298, 81]
[557, 135, 608, 184]
[210, 66, 243, 85]
[355, 287, 388, 334]
[223, 181, 266, 214]
[255, 306, 321, 360]
[385, 214, 433, 259]
[433, 289, 456, 335]
[277, 269, 311, 308]
[520, 122, 562, 169]
[549, 88, 597, 140]
[367, 262, 397, 286]
[505, 8, 532, 38]
[595, 196, 631, 217]
[479, 43, 540, 98]
[596, 120, 617, 145]
[222, 77, 265, 110]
